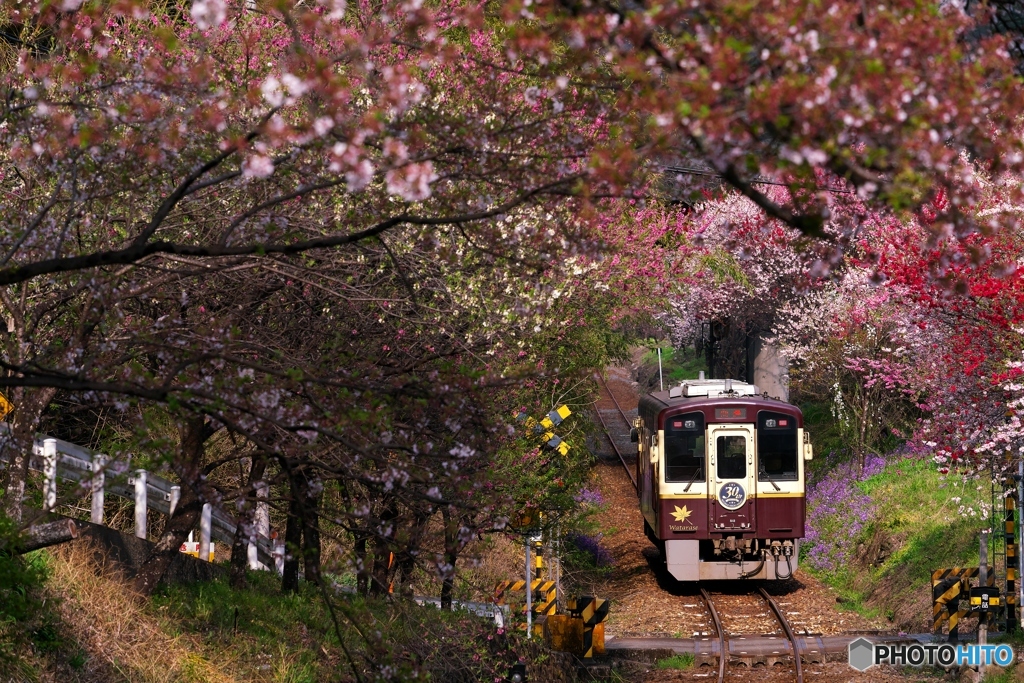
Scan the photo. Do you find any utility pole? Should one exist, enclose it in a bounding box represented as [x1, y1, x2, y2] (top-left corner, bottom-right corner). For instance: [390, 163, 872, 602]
[657, 347, 664, 392]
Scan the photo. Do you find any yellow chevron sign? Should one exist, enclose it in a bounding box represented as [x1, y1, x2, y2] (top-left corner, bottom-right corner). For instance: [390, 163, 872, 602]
[515, 405, 572, 455]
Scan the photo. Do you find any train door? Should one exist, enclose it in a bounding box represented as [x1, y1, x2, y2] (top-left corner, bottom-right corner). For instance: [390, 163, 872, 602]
[709, 425, 756, 531]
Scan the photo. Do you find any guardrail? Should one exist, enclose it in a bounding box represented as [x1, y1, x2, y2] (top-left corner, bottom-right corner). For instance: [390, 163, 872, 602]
[2, 429, 282, 572]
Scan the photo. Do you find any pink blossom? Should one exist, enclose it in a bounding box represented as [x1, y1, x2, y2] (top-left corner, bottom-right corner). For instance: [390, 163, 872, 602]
[191, 0, 226, 30]
[385, 161, 438, 202]
[345, 160, 374, 192]
[242, 155, 275, 179]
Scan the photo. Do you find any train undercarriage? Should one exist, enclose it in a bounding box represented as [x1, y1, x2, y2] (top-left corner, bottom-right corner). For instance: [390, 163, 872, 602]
[645, 521, 798, 581]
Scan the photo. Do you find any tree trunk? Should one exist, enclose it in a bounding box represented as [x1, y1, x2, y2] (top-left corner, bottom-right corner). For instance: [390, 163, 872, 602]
[440, 506, 457, 611]
[18, 518, 78, 553]
[1, 387, 57, 522]
[229, 456, 267, 590]
[132, 484, 202, 595]
[354, 532, 368, 595]
[300, 476, 322, 586]
[394, 506, 432, 594]
[281, 493, 303, 593]
[859, 392, 870, 474]
[133, 416, 215, 596]
[369, 499, 398, 596]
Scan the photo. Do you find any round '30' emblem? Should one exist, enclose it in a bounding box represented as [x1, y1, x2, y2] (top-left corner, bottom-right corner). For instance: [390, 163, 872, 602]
[718, 482, 746, 510]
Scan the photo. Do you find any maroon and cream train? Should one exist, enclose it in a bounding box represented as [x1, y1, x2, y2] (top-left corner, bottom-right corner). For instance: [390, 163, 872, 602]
[632, 376, 813, 581]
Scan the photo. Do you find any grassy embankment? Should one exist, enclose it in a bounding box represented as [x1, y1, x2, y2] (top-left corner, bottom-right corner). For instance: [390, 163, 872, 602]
[804, 452, 1003, 633]
[2, 541, 532, 683]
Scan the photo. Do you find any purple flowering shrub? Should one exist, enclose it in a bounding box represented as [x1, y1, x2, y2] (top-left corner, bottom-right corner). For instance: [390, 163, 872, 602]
[574, 488, 604, 506]
[565, 532, 614, 568]
[804, 453, 885, 573]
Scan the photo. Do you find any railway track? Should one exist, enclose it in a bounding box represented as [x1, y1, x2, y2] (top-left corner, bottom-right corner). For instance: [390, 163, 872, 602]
[701, 587, 805, 683]
[594, 372, 636, 488]
[595, 370, 805, 682]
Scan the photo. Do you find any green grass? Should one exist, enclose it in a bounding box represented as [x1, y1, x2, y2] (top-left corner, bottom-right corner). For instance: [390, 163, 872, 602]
[151, 569, 530, 682]
[858, 458, 989, 591]
[805, 455, 998, 627]
[655, 653, 694, 670]
[641, 343, 708, 384]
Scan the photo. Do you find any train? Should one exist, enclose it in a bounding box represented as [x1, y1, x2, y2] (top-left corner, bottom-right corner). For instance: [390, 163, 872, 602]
[632, 375, 812, 581]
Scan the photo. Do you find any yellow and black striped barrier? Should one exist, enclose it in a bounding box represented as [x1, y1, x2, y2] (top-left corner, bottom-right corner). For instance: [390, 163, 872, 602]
[1007, 494, 1018, 632]
[567, 595, 610, 658]
[932, 566, 994, 641]
[494, 579, 558, 617]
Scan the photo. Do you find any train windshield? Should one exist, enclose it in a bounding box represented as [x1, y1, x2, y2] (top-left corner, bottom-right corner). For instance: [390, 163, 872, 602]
[664, 412, 705, 482]
[716, 435, 747, 479]
[758, 411, 798, 481]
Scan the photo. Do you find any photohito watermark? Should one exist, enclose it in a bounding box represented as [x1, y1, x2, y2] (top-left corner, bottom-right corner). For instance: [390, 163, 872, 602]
[848, 638, 1015, 671]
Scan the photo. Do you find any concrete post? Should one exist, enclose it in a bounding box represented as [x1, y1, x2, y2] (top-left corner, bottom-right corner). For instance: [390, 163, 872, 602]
[134, 469, 147, 539]
[91, 453, 105, 524]
[199, 503, 212, 562]
[42, 438, 57, 511]
[168, 485, 180, 518]
[249, 482, 270, 570]
[525, 539, 533, 639]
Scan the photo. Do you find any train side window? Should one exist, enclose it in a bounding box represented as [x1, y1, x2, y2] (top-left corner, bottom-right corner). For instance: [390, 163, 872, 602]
[716, 435, 747, 479]
[757, 411, 798, 481]
[664, 412, 704, 483]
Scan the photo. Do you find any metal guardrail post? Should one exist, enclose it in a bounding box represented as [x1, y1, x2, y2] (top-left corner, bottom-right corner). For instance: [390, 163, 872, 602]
[199, 503, 212, 562]
[169, 485, 180, 518]
[249, 482, 270, 570]
[43, 438, 57, 511]
[0, 426, 279, 569]
[134, 469, 147, 539]
[91, 453, 105, 524]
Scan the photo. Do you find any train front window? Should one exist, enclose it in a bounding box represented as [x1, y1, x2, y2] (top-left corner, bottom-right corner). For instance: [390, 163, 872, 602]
[664, 412, 704, 482]
[716, 436, 747, 479]
[758, 411, 798, 481]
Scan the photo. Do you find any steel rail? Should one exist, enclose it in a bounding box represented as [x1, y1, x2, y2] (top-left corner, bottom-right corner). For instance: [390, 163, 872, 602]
[700, 588, 727, 683]
[758, 586, 805, 683]
[596, 372, 634, 429]
[593, 373, 636, 489]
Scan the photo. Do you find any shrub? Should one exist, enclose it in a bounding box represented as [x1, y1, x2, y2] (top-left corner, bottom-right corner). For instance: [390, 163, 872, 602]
[565, 532, 613, 568]
[0, 513, 48, 675]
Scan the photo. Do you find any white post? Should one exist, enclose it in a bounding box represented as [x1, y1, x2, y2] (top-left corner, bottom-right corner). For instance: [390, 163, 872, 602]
[199, 503, 212, 562]
[274, 541, 285, 575]
[134, 469, 147, 539]
[91, 453, 105, 524]
[168, 485, 180, 518]
[42, 438, 57, 511]
[657, 347, 664, 392]
[249, 482, 270, 570]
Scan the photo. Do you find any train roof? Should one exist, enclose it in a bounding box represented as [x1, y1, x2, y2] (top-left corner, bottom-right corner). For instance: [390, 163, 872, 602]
[638, 378, 798, 415]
